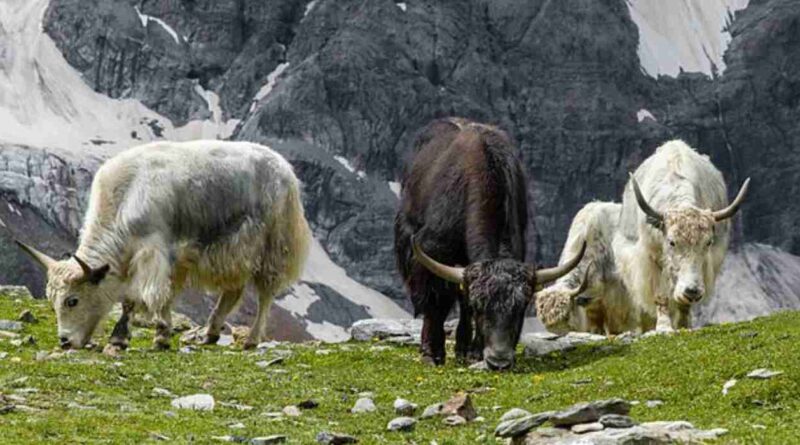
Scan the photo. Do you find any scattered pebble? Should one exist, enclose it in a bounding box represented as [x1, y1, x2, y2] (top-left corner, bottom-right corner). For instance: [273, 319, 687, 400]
[443, 415, 467, 426]
[351, 397, 376, 414]
[494, 412, 554, 438]
[599, 414, 638, 428]
[171, 394, 215, 411]
[219, 402, 254, 411]
[149, 432, 170, 441]
[442, 393, 477, 421]
[468, 361, 489, 371]
[0, 320, 23, 331]
[228, 422, 245, 429]
[251, 435, 287, 444]
[500, 408, 532, 422]
[152, 388, 176, 398]
[282, 405, 301, 417]
[387, 416, 416, 432]
[315, 349, 333, 355]
[645, 400, 664, 408]
[18, 310, 37, 324]
[393, 398, 417, 416]
[315, 431, 358, 444]
[211, 436, 247, 443]
[255, 357, 284, 368]
[421, 403, 444, 419]
[722, 379, 737, 395]
[747, 368, 783, 379]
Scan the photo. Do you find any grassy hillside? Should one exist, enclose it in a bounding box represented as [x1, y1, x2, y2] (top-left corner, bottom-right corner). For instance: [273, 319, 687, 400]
[0, 294, 798, 444]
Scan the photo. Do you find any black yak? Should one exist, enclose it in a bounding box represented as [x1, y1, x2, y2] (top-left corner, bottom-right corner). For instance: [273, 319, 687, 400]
[395, 118, 584, 369]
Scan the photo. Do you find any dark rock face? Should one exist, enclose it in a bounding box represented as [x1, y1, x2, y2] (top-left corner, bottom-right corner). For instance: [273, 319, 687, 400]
[304, 282, 371, 327]
[10, 0, 800, 329]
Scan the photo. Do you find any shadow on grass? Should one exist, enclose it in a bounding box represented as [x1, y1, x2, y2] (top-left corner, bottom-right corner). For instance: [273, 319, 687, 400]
[512, 342, 631, 375]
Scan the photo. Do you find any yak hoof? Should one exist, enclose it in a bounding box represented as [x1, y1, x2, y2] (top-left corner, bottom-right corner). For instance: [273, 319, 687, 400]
[109, 337, 129, 350]
[421, 354, 445, 366]
[202, 334, 220, 345]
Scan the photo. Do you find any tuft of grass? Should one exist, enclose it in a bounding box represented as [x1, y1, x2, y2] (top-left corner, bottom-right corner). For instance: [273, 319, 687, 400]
[0, 294, 798, 444]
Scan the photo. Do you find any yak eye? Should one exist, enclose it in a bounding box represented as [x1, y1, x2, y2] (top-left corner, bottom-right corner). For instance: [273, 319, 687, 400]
[668, 240, 676, 247]
[65, 297, 79, 308]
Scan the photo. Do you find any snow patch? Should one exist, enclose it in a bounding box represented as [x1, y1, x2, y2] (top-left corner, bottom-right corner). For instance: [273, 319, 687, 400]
[388, 181, 401, 198]
[397, 2, 407, 12]
[637, 108, 656, 122]
[250, 62, 290, 112]
[626, 0, 750, 78]
[134, 6, 183, 45]
[305, 321, 349, 342]
[334, 156, 366, 179]
[303, 0, 319, 18]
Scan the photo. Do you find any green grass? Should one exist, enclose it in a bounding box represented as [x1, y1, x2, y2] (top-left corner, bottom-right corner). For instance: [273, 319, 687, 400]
[0, 294, 798, 444]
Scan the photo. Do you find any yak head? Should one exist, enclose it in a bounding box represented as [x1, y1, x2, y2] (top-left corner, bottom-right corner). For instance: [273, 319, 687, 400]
[15, 241, 117, 349]
[412, 237, 585, 370]
[631, 175, 750, 306]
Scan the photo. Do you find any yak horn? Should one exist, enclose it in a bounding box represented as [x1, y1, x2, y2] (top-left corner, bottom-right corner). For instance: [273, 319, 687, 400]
[630, 174, 664, 225]
[712, 178, 751, 221]
[15, 240, 57, 270]
[569, 267, 591, 298]
[411, 235, 464, 284]
[73, 255, 94, 277]
[534, 241, 586, 284]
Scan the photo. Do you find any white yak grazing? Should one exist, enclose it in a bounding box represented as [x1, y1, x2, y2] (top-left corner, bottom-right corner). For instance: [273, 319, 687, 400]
[536, 140, 749, 333]
[12, 140, 311, 349]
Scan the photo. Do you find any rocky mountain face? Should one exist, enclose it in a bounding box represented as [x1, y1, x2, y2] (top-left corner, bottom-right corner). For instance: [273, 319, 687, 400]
[1, 0, 799, 338]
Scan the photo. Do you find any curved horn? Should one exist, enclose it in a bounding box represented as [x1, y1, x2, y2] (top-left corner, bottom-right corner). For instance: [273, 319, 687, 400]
[569, 267, 591, 298]
[411, 235, 464, 284]
[712, 178, 751, 221]
[15, 240, 56, 270]
[534, 241, 586, 284]
[73, 255, 93, 277]
[630, 174, 664, 226]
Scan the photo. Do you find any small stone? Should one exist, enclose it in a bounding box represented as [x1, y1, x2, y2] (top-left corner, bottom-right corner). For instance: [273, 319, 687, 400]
[645, 400, 663, 408]
[103, 344, 122, 357]
[171, 394, 215, 411]
[443, 415, 467, 426]
[572, 377, 592, 385]
[163, 411, 177, 418]
[34, 351, 48, 361]
[282, 405, 301, 417]
[393, 398, 418, 415]
[179, 345, 196, 354]
[500, 408, 531, 422]
[0, 352, 7, 359]
[211, 436, 247, 443]
[494, 412, 554, 438]
[468, 361, 489, 371]
[149, 432, 170, 441]
[0, 320, 23, 331]
[747, 368, 783, 379]
[23, 335, 35, 345]
[18, 310, 37, 324]
[571, 422, 604, 433]
[599, 414, 638, 428]
[722, 378, 737, 395]
[0, 330, 20, 338]
[250, 436, 287, 445]
[256, 340, 282, 350]
[550, 398, 630, 427]
[421, 403, 443, 419]
[351, 397, 376, 413]
[315, 431, 358, 444]
[219, 402, 254, 411]
[442, 393, 476, 421]
[298, 399, 319, 409]
[387, 416, 416, 432]
[256, 357, 284, 368]
[152, 388, 176, 398]
[228, 422, 245, 429]
[315, 349, 333, 355]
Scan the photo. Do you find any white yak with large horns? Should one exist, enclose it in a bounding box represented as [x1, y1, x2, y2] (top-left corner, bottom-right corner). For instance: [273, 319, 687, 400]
[11, 140, 311, 350]
[536, 140, 750, 333]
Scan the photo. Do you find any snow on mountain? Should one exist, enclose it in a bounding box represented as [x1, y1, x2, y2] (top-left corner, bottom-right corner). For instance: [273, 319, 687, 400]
[626, 0, 749, 77]
[249, 62, 290, 113]
[134, 6, 184, 45]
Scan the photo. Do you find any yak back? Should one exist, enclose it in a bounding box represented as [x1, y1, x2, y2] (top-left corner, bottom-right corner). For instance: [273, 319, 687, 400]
[400, 118, 528, 267]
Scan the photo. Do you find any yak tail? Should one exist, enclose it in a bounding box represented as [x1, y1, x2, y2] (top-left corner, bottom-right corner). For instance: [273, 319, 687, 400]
[273, 178, 311, 290]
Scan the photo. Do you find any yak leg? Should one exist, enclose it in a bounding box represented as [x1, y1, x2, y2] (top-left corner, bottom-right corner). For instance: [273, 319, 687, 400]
[654, 299, 674, 333]
[420, 310, 448, 366]
[203, 288, 245, 345]
[454, 296, 473, 361]
[245, 279, 279, 349]
[109, 300, 135, 349]
[672, 304, 692, 330]
[152, 304, 173, 350]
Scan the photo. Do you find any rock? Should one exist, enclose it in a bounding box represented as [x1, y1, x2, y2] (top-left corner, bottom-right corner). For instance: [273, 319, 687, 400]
[350, 319, 422, 341]
[171, 394, 215, 411]
[443, 415, 467, 426]
[152, 388, 176, 398]
[469, 361, 489, 371]
[219, 402, 254, 411]
[645, 400, 663, 408]
[17, 310, 37, 324]
[315, 431, 358, 444]
[228, 422, 245, 429]
[747, 368, 783, 379]
[350, 397, 376, 413]
[599, 414, 637, 428]
[495, 412, 554, 438]
[0, 287, 33, 300]
[211, 436, 248, 443]
[421, 403, 444, 419]
[282, 405, 301, 417]
[521, 332, 607, 357]
[251, 436, 287, 445]
[22, 335, 36, 346]
[550, 399, 630, 427]
[442, 393, 477, 421]
[0, 330, 19, 339]
[315, 349, 333, 355]
[393, 398, 417, 415]
[149, 433, 171, 441]
[34, 351, 48, 361]
[386, 416, 416, 432]
[571, 422, 604, 434]
[0, 320, 23, 331]
[500, 408, 532, 422]
[256, 357, 285, 368]
[722, 378, 737, 395]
